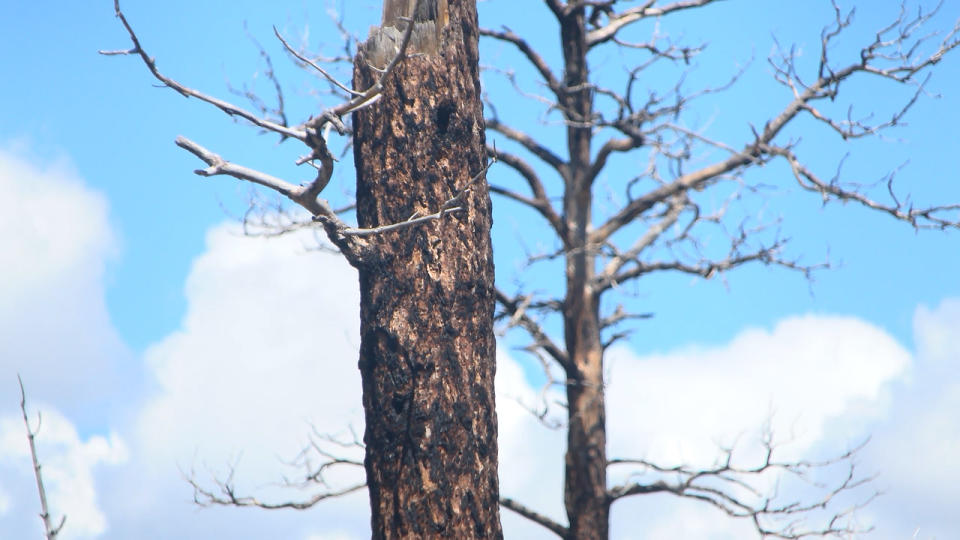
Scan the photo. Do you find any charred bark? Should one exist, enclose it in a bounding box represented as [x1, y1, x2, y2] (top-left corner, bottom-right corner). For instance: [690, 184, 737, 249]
[351, 1, 502, 538]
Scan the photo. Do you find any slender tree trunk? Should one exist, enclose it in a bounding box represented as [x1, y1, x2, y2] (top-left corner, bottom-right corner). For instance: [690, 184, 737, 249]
[351, 1, 502, 538]
[558, 6, 610, 540]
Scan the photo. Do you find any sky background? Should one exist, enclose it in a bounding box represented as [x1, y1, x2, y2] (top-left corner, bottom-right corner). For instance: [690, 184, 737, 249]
[1, 1, 959, 539]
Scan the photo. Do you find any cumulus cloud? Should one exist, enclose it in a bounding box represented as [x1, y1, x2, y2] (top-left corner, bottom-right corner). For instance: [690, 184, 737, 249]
[0, 144, 129, 539]
[97, 224, 370, 539]
[859, 298, 960, 539]
[599, 317, 912, 538]
[135, 224, 364, 472]
[604, 316, 910, 468]
[0, 144, 128, 414]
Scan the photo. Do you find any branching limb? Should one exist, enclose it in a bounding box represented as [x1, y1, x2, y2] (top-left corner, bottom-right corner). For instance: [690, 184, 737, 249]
[273, 26, 362, 98]
[188, 426, 366, 511]
[495, 288, 570, 371]
[773, 145, 960, 230]
[594, 2, 960, 244]
[608, 435, 877, 539]
[601, 236, 824, 292]
[487, 145, 567, 242]
[188, 467, 366, 510]
[18, 375, 66, 540]
[589, 136, 644, 184]
[479, 26, 564, 99]
[595, 193, 687, 291]
[173, 137, 367, 258]
[500, 497, 568, 537]
[584, 0, 721, 47]
[486, 118, 568, 174]
[100, 0, 306, 141]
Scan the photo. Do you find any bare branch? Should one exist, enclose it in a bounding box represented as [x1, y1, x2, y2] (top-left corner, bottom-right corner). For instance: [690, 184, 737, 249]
[589, 136, 644, 185]
[500, 497, 568, 537]
[608, 434, 877, 539]
[487, 145, 567, 242]
[273, 26, 362, 97]
[585, 0, 721, 47]
[495, 288, 570, 371]
[18, 375, 66, 540]
[774, 145, 960, 230]
[594, 2, 960, 244]
[479, 26, 564, 99]
[100, 0, 306, 141]
[173, 137, 368, 262]
[486, 118, 568, 173]
[595, 193, 686, 290]
[175, 137, 337, 221]
[188, 468, 365, 511]
[188, 426, 366, 511]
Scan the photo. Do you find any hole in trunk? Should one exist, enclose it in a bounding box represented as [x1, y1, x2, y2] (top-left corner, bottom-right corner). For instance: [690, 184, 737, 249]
[436, 102, 454, 134]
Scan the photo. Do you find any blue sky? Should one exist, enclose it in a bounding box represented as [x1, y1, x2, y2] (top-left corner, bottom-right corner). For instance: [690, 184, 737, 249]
[1, 1, 958, 539]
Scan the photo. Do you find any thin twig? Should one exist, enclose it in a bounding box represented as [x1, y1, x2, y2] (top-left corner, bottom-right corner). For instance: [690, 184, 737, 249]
[18, 375, 65, 540]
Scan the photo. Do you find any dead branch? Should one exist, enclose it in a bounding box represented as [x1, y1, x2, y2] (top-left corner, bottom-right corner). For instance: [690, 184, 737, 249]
[225, 24, 290, 137]
[18, 375, 65, 540]
[103, 0, 435, 265]
[188, 427, 366, 511]
[189, 469, 366, 511]
[495, 288, 570, 371]
[487, 144, 567, 241]
[500, 496, 568, 537]
[608, 436, 877, 539]
[592, 1, 960, 245]
[486, 118, 568, 173]
[584, 0, 722, 47]
[479, 26, 564, 99]
[774, 145, 960, 230]
[100, 0, 305, 141]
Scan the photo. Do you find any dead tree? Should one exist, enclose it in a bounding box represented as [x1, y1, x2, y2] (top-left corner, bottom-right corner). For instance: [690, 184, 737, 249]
[485, 1, 959, 539]
[105, 0, 502, 538]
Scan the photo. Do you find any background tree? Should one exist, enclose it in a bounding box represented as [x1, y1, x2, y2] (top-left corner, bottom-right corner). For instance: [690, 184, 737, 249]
[103, 0, 960, 539]
[483, 2, 957, 539]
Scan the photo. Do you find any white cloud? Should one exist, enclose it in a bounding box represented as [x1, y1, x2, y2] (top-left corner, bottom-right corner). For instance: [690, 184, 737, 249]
[98, 224, 370, 538]
[859, 298, 960, 539]
[0, 144, 128, 409]
[0, 144, 130, 539]
[604, 316, 909, 468]
[599, 316, 911, 538]
[135, 225, 364, 474]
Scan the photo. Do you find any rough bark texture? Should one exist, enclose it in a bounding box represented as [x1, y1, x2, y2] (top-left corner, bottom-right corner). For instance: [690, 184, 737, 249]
[351, 1, 502, 538]
[557, 6, 610, 540]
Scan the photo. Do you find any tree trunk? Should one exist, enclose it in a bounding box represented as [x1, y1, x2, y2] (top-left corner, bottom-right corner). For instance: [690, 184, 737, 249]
[351, 1, 503, 538]
[558, 6, 611, 540]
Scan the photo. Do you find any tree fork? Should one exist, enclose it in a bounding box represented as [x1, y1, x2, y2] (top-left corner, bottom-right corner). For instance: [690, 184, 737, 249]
[351, 1, 503, 538]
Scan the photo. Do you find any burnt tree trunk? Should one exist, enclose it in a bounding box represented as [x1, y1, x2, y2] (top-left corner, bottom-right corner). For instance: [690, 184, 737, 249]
[555, 5, 610, 540]
[351, 1, 502, 538]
